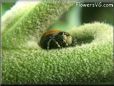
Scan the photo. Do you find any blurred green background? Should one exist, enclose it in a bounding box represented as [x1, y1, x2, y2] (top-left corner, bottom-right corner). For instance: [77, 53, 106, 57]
[81, 7, 114, 25]
[2, 2, 113, 27]
[1, 2, 15, 16]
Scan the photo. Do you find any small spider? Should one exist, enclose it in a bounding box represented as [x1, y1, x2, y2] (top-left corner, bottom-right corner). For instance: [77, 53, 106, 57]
[39, 29, 76, 50]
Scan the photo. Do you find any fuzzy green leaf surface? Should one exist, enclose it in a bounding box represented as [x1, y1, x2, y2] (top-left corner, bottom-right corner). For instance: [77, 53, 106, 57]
[2, 22, 113, 84]
[2, 2, 73, 49]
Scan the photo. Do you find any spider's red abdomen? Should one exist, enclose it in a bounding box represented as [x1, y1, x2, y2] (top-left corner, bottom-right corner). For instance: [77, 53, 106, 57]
[43, 29, 61, 37]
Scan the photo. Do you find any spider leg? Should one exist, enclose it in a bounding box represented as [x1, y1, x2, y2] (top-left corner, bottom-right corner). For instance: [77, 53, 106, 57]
[62, 32, 68, 46]
[47, 36, 61, 49]
[63, 39, 68, 46]
[47, 38, 52, 50]
[53, 39, 61, 48]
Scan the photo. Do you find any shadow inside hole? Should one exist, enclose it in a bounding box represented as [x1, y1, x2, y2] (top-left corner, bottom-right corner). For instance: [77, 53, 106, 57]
[75, 36, 94, 45]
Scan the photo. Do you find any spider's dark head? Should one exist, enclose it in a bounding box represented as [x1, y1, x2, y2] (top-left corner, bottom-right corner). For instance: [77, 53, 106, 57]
[39, 29, 76, 50]
[57, 32, 73, 46]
